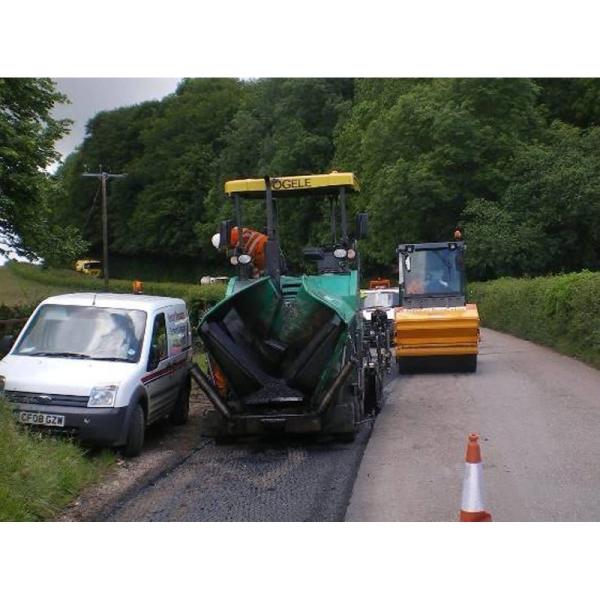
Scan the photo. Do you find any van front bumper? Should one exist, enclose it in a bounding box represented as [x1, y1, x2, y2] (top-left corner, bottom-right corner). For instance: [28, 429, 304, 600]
[10, 402, 129, 447]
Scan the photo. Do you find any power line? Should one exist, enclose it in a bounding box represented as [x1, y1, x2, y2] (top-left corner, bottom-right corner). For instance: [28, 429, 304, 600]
[82, 182, 101, 231]
[82, 166, 127, 291]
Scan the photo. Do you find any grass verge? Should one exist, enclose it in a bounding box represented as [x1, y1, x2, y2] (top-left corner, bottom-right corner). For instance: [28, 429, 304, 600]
[469, 270, 600, 368]
[0, 264, 69, 306]
[7, 262, 226, 324]
[0, 398, 114, 521]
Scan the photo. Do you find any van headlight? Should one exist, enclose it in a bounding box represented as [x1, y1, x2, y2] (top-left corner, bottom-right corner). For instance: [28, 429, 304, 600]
[88, 385, 118, 408]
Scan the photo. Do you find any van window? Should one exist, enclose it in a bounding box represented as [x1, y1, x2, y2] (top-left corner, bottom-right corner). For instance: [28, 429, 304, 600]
[167, 308, 190, 356]
[150, 313, 168, 366]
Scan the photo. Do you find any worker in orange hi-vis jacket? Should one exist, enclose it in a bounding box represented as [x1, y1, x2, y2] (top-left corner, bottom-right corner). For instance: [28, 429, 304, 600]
[211, 226, 268, 277]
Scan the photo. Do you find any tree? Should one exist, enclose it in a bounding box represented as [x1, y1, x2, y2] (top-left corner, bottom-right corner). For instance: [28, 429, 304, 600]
[54, 77, 600, 283]
[0, 78, 84, 264]
[461, 198, 547, 280]
[334, 78, 543, 275]
[461, 122, 600, 279]
[58, 79, 244, 274]
[537, 79, 600, 128]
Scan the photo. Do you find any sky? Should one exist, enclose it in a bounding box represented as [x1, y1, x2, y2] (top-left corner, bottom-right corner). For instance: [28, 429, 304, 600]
[1, 79, 181, 265]
[51, 77, 181, 167]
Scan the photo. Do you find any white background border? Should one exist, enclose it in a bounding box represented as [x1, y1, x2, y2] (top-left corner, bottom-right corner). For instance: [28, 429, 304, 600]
[3, 0, 600, 77]
[2, 1, 600, 597]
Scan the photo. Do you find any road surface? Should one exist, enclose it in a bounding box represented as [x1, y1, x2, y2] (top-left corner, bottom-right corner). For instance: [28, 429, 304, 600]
[346, 328, 600, 521]
[97, 327, 600, 521]
[105, 426, 372, 521]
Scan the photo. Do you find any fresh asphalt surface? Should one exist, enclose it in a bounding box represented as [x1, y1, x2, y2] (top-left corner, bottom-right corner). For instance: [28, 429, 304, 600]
[106, 425, 373, 521]
[105, 328, 600, 521]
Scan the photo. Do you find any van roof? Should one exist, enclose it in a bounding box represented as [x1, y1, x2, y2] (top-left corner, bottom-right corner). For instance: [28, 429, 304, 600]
[39, 293, 186, 312]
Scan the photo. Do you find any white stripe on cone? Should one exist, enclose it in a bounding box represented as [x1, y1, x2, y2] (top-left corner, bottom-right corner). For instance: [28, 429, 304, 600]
[461, 462, 486, 512]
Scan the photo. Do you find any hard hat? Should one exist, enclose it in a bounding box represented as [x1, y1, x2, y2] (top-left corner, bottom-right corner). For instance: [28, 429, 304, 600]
[211, 233, 221, 249]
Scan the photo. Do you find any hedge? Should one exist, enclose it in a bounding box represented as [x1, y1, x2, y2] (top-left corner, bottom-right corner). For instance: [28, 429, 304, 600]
[0, 303, 38, 338]
[469, 270, 600, 368]
[8, 263, 226, 326]
[0, 303, 38, 320]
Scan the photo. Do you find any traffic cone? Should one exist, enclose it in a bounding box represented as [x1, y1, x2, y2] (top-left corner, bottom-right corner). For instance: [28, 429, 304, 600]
[459, 433, 492, 522]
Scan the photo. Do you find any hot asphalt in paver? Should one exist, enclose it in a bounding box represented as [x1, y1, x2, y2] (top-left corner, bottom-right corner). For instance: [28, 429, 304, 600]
[346, 328, 600, 521]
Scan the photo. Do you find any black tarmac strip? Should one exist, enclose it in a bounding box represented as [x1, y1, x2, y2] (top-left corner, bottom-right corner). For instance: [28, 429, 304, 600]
[104, 422, 374, 522]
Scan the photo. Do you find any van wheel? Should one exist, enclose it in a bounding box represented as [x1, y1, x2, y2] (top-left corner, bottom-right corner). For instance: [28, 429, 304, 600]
[170, 378, 190, 425]
[123, 404, 145, 457]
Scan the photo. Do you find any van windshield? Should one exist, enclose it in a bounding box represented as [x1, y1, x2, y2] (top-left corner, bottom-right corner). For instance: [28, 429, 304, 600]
[14, 305, 147, 363]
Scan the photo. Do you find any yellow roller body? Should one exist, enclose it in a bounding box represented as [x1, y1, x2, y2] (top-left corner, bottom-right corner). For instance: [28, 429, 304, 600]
[394, 303, 480, 357]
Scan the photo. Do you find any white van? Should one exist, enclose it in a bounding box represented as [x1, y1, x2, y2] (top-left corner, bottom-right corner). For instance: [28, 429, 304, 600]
[0, 293, 193, 457]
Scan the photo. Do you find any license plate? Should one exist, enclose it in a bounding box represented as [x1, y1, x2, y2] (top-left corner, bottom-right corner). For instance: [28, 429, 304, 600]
[18, 412, 65, 427]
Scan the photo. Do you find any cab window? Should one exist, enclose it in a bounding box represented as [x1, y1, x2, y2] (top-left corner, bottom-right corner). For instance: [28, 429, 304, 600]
[404, 249, 463, 296]
[148, 313, 168, 371]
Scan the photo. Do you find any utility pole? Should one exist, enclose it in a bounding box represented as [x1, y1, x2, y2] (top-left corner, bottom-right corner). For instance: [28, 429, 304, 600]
[82, 166, 126, 291]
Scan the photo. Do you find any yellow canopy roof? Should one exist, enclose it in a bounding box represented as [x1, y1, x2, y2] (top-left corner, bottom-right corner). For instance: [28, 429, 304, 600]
[224, 172, 360, 197]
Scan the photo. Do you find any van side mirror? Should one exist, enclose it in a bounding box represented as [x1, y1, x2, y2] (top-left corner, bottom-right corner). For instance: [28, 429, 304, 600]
[0, 335, 15, 356]
[219, 219, 233, 250]
[147, 343, 159, 372]
[355, 213, 369, 240]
